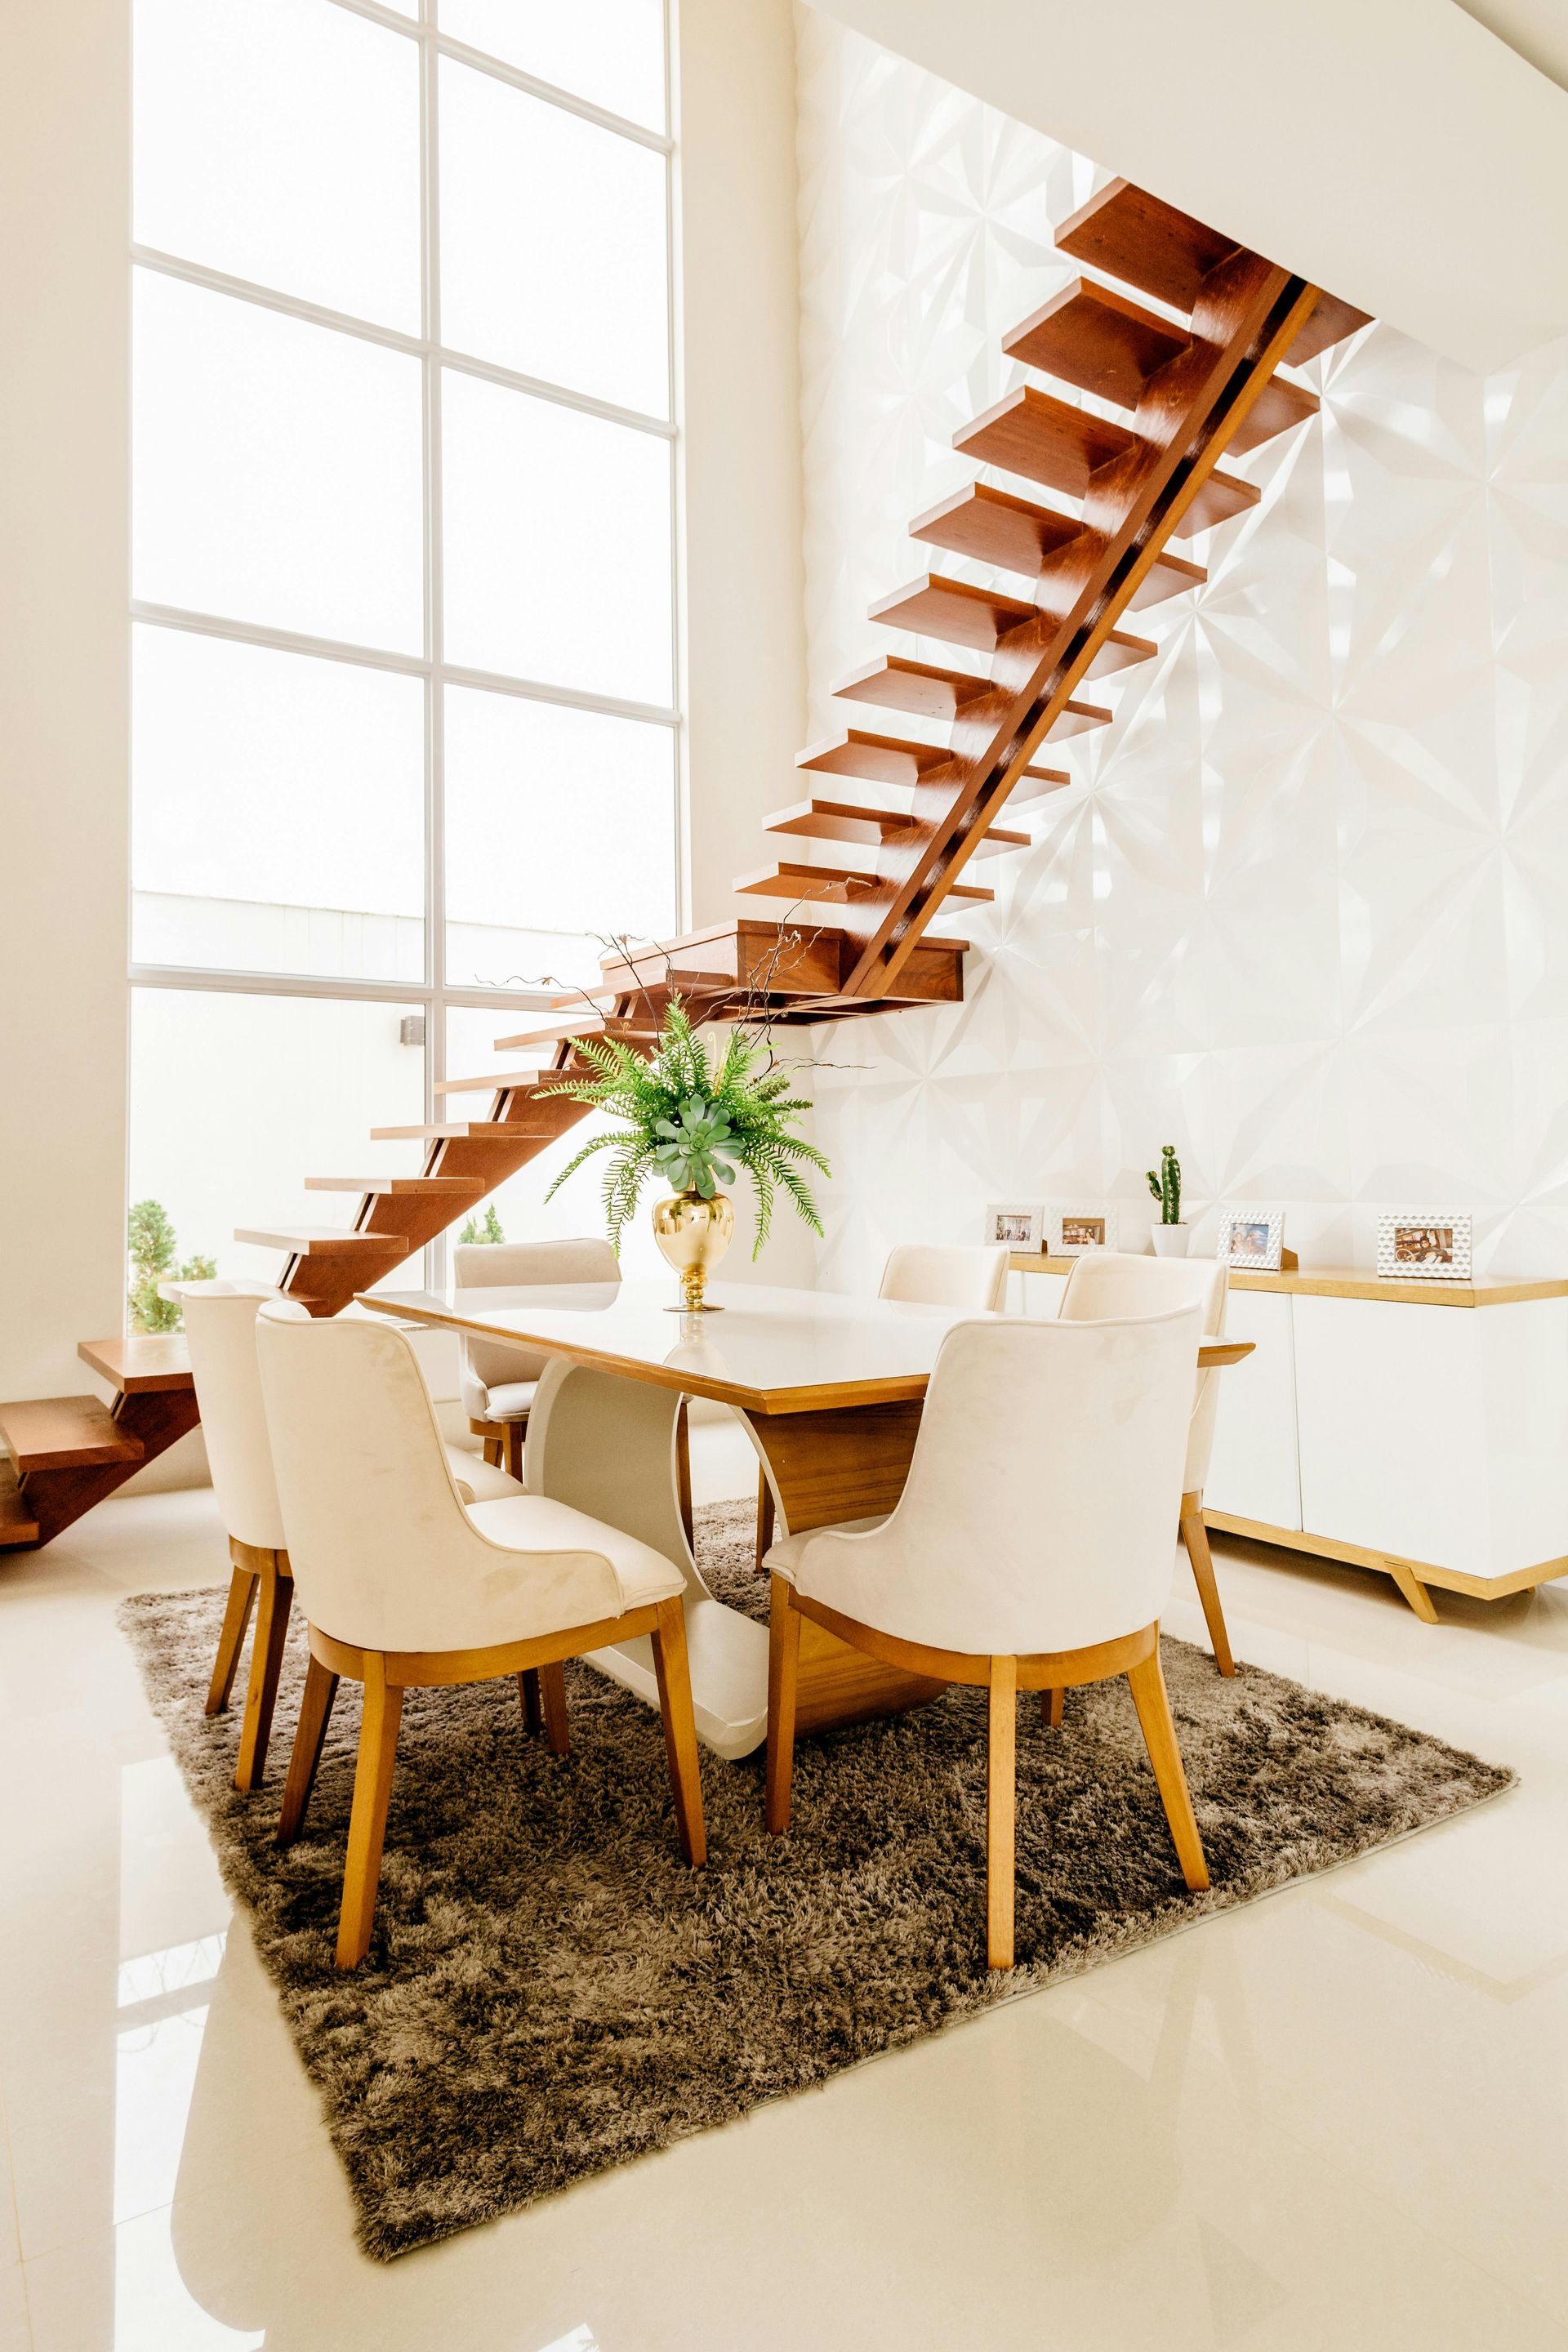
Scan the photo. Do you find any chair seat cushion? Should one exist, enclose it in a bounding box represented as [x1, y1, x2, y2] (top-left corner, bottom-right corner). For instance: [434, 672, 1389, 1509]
[483, 1381, 537, 1422]
[765, 1515, 888, 1584]
[465, 1492, 686, 1610]
[445, 1446, 524, 1504]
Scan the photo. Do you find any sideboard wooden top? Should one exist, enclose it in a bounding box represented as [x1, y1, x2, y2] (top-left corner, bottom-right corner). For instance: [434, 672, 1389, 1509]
[1007, 1254, 1568, 1309]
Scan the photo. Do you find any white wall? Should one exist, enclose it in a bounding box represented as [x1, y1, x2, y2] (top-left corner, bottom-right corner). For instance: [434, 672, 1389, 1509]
[0, 2, 131, 1400]
[796, 13, 1568, 1292]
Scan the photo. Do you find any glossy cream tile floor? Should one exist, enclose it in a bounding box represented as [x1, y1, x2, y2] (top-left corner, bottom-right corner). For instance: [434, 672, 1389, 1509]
[3, 1419, 1568, 2351]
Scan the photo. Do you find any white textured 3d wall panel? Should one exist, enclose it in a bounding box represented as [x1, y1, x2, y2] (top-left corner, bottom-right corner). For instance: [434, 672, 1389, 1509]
[796, 8, 1568, 1287]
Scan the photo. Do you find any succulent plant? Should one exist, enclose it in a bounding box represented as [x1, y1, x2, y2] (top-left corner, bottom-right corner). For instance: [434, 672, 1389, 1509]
[651, 1097, 739, 1199]
[1146, 1143, 1183, 1226]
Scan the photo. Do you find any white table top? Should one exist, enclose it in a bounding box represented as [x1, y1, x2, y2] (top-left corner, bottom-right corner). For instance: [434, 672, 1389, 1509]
[360, 1277, 1250, 1416]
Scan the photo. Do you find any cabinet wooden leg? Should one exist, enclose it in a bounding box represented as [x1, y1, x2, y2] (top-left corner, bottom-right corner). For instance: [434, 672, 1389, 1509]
[765, 1574, 801, 1833]
[650, 1597, 706, 1866]
[1180, 1494, 1236, 1676]
[335, 1658, 404, 1971]
[277, 1652, 339, 1847]
[1127, 1645, 1209, 1892]
[1387, 1559, 1441, 1624]
[206, 1560, 258, 1715]
[987, 1655, 1018, 1969]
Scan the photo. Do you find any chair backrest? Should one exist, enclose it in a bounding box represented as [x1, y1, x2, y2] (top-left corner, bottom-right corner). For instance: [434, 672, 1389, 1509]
[871, 1305, 1203, 1655]
[1058, 1250, 1228, 1493]
[166, 1283, 302, 1552]
[254, 1306, 623, 1652]
[454, 1236, 619, 1399]
[879, 1242, 1009, 1313]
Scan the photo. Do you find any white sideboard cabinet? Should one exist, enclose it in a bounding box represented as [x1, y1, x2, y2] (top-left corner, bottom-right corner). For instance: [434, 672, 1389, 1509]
[1011, 1255, 1568, 1619]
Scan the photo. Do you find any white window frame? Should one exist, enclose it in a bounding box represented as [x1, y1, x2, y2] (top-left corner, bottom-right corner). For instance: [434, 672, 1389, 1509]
[129, 0, 683, 1277]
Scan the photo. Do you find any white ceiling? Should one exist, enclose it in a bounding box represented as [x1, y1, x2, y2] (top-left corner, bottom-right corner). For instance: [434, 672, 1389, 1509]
[807, 0, 1568, 372]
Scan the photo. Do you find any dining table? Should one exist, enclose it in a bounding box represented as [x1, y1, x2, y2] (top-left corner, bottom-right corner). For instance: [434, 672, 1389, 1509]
[359, 1277, 1253, 1762]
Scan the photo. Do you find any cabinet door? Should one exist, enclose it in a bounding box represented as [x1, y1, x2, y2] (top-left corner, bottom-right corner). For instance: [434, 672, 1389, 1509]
[1203, 1289, 1300, 1529]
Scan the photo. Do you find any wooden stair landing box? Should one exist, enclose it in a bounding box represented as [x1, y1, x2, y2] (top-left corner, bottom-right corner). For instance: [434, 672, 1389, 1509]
[0, 1337, 199, 1552]
[1009, 1254, 1568, 1619]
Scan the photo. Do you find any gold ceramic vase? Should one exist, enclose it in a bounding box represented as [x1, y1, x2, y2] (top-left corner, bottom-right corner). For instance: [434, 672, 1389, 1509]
[652, 1189, 734, 1312]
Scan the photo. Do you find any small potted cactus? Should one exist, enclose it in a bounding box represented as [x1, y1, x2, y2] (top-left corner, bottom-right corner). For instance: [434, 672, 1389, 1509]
[1146, 1144, 1189, 1257]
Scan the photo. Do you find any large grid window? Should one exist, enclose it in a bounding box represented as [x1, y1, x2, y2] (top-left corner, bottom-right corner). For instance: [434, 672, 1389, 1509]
[129, 0, 678, 1284]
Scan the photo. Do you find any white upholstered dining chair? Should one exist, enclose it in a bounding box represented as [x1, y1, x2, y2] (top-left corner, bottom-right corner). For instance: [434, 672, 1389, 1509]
[1058, 1250, 1235, 1679]
[454, 1236, 619, 1480]
[754, 1241, 1009, 1566]
[256, 1305, 706, 1969]
[171, 1281, 523, 1793]
[764, 1306, 1209, 1969]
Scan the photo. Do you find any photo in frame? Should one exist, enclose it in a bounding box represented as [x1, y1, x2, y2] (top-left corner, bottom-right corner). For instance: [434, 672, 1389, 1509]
[1376, 1210, 1472, 1284]
[1215, 1205, 1285, 1273]
[984, 1201, 1044, 1252]
[1048, 1205, 1119, 1257]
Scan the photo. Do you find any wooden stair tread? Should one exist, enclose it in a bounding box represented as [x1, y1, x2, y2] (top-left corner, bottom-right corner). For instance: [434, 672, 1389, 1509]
[76, 1335, 194, 1395]
[1087, 627, 1158, 677]
[0, 1395, 145, 1475]
[491, 1015, 654, 1051]
[1227, 371, 1320, 453]
[1284, 290, 1373, 366]
[1055, 176, 1240, 314]
[1009, 764, 1073, 802]
[303, 1174, 485, 1196]
[368, 1121, 555, 1142]
[766, 798, 1028, 856]
[1046, 698, 1112, 738]
[834, 655, 996, 721]
[1004, 276, 1192, 405]
[233, 1227, 407, 1256]
[433, 1067, 550, 1097]
[870, 574, 1037, 656]
[797, 729, 957, 786]
[1174, 466, 1260, 536]
[1129, 548, 1206, 608]
[954, 384, 1138, 500]
[912, 483, 1084, 577]
[735, 862, 995, 906]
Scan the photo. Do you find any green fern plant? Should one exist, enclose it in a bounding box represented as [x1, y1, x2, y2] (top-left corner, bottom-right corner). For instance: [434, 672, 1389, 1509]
[541, 998, 829, 1258]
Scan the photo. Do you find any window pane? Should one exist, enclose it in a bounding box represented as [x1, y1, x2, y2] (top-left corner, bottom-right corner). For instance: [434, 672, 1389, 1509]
[131, 627, 425, 981]
[438, 0, 666, 132]
[442, 370, 672, 703]
[133, 270, 424, 651]
[444, 685, 676, 991]
[130, 990, 427, 1287]
[440, 60, 667, 418]
[134, 0, 421, 331]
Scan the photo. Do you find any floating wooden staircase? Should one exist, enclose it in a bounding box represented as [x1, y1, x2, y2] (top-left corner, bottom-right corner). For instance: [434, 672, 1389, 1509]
[2, 177, 1372, 1548]
[0, 1339, 200, 1552]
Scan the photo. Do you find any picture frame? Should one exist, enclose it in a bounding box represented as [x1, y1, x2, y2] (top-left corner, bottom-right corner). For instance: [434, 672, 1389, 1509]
[1215, 1205, 1285, 1273]
[1376, 1209, 1472, 1284]
[1048, 1204, 1119, 1257]
[984, 1201, 1044, 1252]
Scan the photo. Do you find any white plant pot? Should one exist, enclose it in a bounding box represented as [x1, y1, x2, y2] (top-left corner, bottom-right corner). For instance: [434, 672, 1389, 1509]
[1150, 1223, 1190, 1257]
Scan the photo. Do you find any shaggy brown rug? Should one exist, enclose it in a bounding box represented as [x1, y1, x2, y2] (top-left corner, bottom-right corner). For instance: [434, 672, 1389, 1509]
[121, 1501, 1513, 2260]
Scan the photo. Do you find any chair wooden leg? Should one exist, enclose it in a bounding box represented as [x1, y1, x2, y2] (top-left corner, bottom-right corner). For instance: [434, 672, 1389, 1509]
[649, 1597, 707, 1866]
[1126, 1645, 1209, 1892]
[538, 1660, 570, 1756]
[517, 1667, 544, 1735]
[755, 1472, 775, 1574]
[277, 1653, 338, 1847]
[234, 1554, 293, 1793]
[987, 1655, 1018, 1969]
[1179, 1494, 1235, 1677]
[764, 1572, 801, 1833]
[205, 1560, 258, 1716]
[335, 1658, 404, 1970]
[675, 1400, 694, 1552]
[504, 1417, 526, 1482]
[482, 1434, 503, 1470]
[1039, 1686, 1064, 1729]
